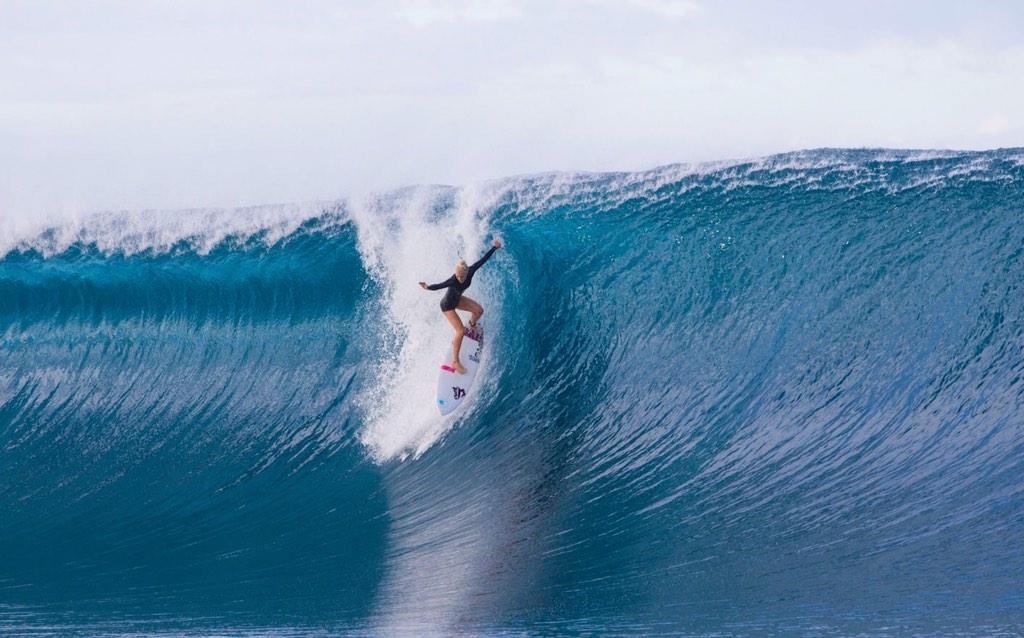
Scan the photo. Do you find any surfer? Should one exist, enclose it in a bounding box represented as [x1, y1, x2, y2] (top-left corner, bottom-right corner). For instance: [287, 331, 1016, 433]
[420, 238, 503, 374]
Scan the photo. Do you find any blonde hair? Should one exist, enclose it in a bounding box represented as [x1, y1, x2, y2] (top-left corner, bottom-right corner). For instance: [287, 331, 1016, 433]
[455, 258, 468, 271]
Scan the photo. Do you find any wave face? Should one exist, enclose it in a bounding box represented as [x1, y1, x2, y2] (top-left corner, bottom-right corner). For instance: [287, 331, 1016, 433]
[2, 149, 1024, 636]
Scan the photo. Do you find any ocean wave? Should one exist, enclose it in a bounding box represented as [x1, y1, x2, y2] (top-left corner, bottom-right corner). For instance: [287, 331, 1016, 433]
[2, 148, 1023, 636]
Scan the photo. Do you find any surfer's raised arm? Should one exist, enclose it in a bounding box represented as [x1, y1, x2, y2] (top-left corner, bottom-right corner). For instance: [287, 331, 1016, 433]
[469, 238, 503, 272]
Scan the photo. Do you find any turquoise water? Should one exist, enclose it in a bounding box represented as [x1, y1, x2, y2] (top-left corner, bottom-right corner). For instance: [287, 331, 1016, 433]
[2, 149, 1023, 636]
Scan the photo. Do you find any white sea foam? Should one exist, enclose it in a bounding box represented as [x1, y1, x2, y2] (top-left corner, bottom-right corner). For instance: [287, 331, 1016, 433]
[352, 183, 503, 462]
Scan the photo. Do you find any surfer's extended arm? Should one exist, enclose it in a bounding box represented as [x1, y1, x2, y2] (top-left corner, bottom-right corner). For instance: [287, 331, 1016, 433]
[421, 276, 455, 291]
[469, 239, 502, 272]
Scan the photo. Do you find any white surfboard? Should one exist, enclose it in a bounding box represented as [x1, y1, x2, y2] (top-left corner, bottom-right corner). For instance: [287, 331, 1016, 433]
[436, 324, 484, 415]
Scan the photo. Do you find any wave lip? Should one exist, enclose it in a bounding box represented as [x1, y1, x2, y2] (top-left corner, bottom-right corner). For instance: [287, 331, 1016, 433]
[6, 148, 1021, 260]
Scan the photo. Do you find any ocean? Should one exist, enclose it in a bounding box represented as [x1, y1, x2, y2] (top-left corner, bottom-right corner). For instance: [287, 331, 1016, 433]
[2, 149, 1023, 636]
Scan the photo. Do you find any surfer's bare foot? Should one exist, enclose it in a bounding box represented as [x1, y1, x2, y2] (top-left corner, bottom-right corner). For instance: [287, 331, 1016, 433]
[453, 361, 467, 374]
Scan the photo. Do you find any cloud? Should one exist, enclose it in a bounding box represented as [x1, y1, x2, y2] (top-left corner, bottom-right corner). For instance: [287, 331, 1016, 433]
[394, 0, 521, 27]
[978, 114, 1011, 136]
[580, 0, 701, 20]
[623, 0, 701, 19]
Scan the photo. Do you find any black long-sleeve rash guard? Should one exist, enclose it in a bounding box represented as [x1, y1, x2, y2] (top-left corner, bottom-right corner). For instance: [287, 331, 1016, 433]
[427, 246, 497, 311]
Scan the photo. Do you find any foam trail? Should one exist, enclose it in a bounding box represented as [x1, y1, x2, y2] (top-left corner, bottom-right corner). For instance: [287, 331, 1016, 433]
[352, 184, 500, 461]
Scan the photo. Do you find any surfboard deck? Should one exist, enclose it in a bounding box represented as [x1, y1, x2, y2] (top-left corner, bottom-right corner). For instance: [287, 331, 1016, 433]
[436, 323, 484, 415]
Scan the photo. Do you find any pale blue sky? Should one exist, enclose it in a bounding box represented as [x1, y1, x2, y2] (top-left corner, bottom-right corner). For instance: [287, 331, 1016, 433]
[2, 1, 1022, 215]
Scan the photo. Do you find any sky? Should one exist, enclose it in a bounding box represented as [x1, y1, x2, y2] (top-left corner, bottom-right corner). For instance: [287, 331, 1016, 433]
[1, 0, 1023, 215]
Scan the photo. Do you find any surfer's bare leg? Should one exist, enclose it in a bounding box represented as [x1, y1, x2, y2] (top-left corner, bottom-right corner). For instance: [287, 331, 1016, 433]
[458, 296, 483, 327]
[443, 309, 467, 374]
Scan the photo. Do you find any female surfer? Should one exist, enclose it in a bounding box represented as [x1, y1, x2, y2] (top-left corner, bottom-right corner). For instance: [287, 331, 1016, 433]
[419, 238, 503, 374]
